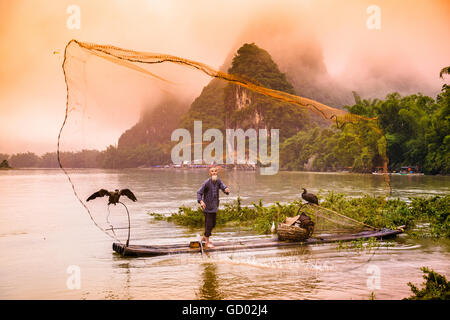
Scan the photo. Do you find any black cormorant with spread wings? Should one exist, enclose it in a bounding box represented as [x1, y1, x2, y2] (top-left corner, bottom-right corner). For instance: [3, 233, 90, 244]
[301, 188, 319, 205]
[87, 189, 137, 205]
[86, 188, 137, 247]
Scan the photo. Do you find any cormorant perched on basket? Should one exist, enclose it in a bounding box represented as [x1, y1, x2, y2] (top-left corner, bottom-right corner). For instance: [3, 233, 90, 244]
[301, 188, 318, 205]
[86, 189, 137, 205]
[294, 211, 315, 237]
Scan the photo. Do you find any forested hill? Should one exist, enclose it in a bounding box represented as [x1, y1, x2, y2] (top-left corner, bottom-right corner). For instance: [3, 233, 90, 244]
[280, 85, 449, 174]
[179, 43, 311, 140]
[4, 46, 446, 174]
[118, 97, 187, 151]
[178, 78, 227, 133]
[107, 97, 188, 167]
[226, 43, 295, 94]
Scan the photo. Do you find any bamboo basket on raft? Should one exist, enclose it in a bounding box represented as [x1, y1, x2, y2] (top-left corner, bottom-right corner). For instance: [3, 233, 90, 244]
[277, 215, 314, 242]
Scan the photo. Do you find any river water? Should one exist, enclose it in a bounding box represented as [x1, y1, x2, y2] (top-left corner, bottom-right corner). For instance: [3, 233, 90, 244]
[0, 168, 448, 299]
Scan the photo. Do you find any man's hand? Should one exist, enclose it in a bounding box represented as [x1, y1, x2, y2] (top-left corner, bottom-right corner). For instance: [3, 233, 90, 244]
[224, 187, 230, 194]
[200, 200, 206, 210]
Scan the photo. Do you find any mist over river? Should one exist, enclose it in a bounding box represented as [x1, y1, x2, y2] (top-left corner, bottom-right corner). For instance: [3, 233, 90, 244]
[0, 169, 448, 299]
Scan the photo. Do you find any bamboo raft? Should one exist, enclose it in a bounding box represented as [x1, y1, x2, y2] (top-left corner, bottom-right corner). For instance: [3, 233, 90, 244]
[112, 228, 402, 257]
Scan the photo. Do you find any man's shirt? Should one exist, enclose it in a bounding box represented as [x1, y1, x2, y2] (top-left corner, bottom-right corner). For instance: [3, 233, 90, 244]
[197, 178, 228, 213]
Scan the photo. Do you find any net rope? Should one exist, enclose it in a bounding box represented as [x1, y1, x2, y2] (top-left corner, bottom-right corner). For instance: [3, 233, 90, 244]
[58, 39, 390, 241]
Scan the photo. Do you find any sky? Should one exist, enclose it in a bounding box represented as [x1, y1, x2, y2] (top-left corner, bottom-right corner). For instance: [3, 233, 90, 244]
[0, 0, 449, 155]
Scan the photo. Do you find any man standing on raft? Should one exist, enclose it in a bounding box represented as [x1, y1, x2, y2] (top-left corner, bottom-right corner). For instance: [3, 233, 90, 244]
[197, 167, 230, 248]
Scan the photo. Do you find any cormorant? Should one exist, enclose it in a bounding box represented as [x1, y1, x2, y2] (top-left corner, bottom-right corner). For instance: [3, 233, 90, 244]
[87, 189, 137, 205]
[301, 188, 318, 205]
[296, 211, 315, 237]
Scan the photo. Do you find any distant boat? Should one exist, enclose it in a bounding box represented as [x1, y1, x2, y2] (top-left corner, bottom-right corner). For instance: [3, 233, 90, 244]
[391, 172, 424, 176]
[372, 166, 424, 176]
[372, 172, 424, 176]
[392, 166, 424, 176]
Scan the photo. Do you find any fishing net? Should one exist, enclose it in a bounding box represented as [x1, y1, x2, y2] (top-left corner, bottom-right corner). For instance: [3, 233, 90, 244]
[62, 40, 381, 125]
[58, 39, 388, 242]
[299, 205, 376, 236]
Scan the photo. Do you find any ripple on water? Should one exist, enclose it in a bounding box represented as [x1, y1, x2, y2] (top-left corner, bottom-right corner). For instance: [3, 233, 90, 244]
[1, 169, 449, 299]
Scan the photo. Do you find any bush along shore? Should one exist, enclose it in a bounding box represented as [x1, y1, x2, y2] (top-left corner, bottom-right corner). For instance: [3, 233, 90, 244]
[405, 267, 450, 300]
[149, 193, 449, 238]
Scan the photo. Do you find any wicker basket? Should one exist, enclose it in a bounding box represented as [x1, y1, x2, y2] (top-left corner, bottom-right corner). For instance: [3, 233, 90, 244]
[277, 223, 309, 241]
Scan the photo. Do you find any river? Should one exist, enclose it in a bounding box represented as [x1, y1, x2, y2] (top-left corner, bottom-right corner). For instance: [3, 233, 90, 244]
[0, 168, 448, 299]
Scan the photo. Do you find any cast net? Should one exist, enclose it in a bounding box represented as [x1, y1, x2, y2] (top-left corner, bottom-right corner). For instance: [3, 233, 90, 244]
[301, 204, 377, 236]
[58, 40, 388, 242]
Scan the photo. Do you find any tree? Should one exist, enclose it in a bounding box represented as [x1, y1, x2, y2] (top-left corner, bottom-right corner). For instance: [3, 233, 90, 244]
[0, 159, 11, 168]
[406, 267, 450, 300]
[9, 152, 40, 168]
[0, 153, 9, 162]
[280, 88, 449, 174]
[439, 66, 450, 79]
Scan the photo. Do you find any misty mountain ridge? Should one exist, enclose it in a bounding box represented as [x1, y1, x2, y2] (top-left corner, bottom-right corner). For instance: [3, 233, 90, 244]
[115, 40, 443, 167]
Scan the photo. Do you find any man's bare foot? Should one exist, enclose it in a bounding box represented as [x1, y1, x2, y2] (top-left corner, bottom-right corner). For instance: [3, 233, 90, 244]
[206, 242, 215, 248]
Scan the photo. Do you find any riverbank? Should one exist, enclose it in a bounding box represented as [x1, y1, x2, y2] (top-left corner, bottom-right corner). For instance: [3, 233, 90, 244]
[3, 164, 449, 176]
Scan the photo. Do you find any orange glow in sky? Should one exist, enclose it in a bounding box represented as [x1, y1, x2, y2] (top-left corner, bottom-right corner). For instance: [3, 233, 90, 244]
[0, 0, 449, 154]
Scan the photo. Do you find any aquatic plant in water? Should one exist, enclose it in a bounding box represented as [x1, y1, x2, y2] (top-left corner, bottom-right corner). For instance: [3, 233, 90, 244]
[148, 194, 449, 238]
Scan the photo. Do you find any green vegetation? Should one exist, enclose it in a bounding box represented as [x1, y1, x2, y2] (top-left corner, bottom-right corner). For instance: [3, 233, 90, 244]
[228, 43, 296, 95]
[320, 192, 450, 237]
[3, 150, 104, 168]
[440, 66, 450, 79]
[178, 79, 227, 133]
[280, 122, 384, 172]
[281, 85, 450, 174]
[0, 159, 11, 169]
[3, 98, 186, 169]
[406, 267, 450, 300]
[150, 193, 449, 238]
[10, 82, 447, 171]
[8, 152, 41, 167]
[336, 237, 389, 253]
[5, 42, 447, 173]
[109, 97, 187, 168]
[150, 197, 302, 234]
[323, 193, 449, 238]
[181, 43, 309, 142]
[224, 43, 309, 141]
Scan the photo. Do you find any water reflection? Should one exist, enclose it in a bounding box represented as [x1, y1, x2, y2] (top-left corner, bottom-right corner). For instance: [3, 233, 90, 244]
[0, 169, 448, 299]
[111, 257, 133, 299]
[120, 261, 132, 300]
[197, 263, 224, 300]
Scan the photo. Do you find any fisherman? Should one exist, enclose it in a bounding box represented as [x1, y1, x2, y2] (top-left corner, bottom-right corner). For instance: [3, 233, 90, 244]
[197, 166, 230, 248]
